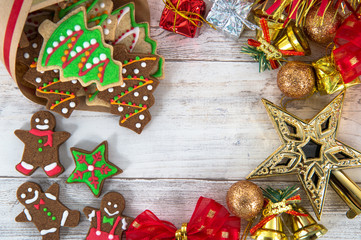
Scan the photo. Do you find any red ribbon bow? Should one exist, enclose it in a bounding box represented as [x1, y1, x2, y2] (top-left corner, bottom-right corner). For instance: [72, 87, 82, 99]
[333, 3, 361, 84]
[34, 199, 45, 210]
[126, 197, 240, 240]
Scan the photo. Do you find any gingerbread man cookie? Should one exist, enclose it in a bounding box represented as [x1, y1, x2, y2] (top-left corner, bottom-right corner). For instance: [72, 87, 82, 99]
[16, 182, 80, 240]
[83, 192, 133, 239]
[15, 111, 70, 177]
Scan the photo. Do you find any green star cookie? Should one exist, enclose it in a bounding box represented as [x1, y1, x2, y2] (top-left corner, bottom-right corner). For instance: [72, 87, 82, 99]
[66, 141, 122, 197]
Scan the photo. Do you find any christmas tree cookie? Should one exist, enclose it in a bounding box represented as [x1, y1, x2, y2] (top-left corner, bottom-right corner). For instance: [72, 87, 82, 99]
[110, 3, 164, 79]
[58, 0, 117, 41]
[23, 68, 83, 118]
[16, 182, 80, 240]
[89, 45, 160, 134]
[37, 7, 123, 91]
[83, 192, 133, 239]
[66, 141, 122, 197]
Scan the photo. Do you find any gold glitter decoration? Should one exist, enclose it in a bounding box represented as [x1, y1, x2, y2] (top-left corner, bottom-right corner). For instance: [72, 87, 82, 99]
[226, 180, 264, 221]
[304, 5, 342, 44]
[277, 61, 315, 99]
[247, 91, 361, 220]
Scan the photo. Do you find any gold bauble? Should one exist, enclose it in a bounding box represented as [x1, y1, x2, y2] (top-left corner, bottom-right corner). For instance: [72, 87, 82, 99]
[277, 61, 315, 98]
[304, 5, 342, 44]
[226, 180, 264, 221]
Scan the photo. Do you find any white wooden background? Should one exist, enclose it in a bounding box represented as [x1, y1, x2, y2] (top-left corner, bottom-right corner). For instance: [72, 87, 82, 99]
[1, 0, 361, 239]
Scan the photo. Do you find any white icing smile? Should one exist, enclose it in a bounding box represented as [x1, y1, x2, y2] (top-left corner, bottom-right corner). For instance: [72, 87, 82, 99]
[25, 190, 39, 204]
[36, 124, 49, 130]
[104, 207, 119, 217]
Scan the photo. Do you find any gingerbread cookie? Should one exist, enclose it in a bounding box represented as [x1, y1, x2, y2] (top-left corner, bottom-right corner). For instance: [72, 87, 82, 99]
[66, 141, 122, 197]
[90, 45, 160, 134]
[24, 9, 55, 41]
[83, 192, 133, 239]
[23, 68, 83, 118]
[16, 182, 80, 240]
[15, 111, 70, 177]
[37, 7, 123, 91]
[17, 36, 43, 68]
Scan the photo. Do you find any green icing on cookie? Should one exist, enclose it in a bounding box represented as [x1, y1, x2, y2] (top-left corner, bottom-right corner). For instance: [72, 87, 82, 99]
[41, 10, 121, 90]
[66, 142, 120, 196]
[111, 3, 164, 78]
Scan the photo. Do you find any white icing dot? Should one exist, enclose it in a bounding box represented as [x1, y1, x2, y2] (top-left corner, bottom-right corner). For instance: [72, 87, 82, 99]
[28, 188, 32, 192]
[109, 234, 114, 240]
[47, 47, 53, 54]
[100, 53, 107, 61]
[62, 108, 68, 114]
[60, 36, 65, 41]
[70, 51, 76, 57]
[104, 29, 109, 35]
[139, 114, 145, 120]
[90, 39, 97, 45]
[53, 41, 59, 47]
[114, 204, 118, 208]
[147, 85, 153, 90]
[93, 57, 100, 64]
[143, 96, 148, 101]
[136, 123, 141, 128]
[133, 69, 139, 74]
[35, 77, 41, 83]
[86, 63, 92, 69]
[122, 68, 127, 74]
[118, 106, 124, 112]
[134, 92, 139, 97]
[108, 88, 114, 93]
[44, 119, 49, 124]
[71, 80, 77, 84]
[74, 25, 81, 31]
[107, 18, 112, 24]
[32, 43, 38, 48]
[21, 194, 26, 199]
[40, 71, 44, 74]
[76, 46, 82, 53]
[35, 118, 40, 123]
[83, 42, 90, 48]
[100, 3, 105, 8]
[67, 29, 73, 36]
[96, 231, 101, 236]
[121, 83, 126, 87]
[24, 53, 29, 59]
[88, 165, 94, 171]
[141, 62, 147, 67]
[69, 102, 76, 108]
[108, 202, 111, 206]
[53, 69, 59, 73]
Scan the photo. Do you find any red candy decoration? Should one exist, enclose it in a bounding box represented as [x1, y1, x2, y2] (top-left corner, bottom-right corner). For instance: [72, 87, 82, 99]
[159, 0, 206, 38]
[126, 196, 240, 240]
[333, 9, 361, 84]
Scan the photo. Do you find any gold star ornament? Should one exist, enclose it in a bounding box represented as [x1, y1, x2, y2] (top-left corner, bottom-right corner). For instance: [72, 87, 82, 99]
[247, 91, 361, 220]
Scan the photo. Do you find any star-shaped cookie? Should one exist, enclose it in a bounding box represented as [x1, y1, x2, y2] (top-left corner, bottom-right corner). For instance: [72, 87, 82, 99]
[66, 141, 122, 197]
[247, 91, 361, 219]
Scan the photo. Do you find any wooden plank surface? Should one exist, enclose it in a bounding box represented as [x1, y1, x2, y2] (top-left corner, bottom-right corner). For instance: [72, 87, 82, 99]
[1, 0, 361, 239]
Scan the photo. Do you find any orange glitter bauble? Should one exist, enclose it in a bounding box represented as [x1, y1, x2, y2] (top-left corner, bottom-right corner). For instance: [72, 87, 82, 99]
[226, 180, 264, 221]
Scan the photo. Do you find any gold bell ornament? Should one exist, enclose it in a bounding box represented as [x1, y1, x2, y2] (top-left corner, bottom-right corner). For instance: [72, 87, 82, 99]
[250, 186, 328, 240]
[274, 22, 310, 55]
[288, 204, 327, 240]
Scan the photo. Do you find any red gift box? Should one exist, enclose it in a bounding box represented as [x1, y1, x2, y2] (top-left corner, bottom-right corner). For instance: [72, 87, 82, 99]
[159, 0, 206, 38]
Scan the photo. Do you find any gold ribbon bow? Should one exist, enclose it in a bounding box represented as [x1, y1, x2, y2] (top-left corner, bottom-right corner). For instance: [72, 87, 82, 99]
[175, 223, 188, 240]
[162, 0, 216, 32]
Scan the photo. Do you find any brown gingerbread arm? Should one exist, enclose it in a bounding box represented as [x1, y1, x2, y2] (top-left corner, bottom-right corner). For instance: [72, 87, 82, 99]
[15, 209, 32, 222]
[41, 228, 59, 240]
[83, 207, 98, 223]
[45, 183, 59, 198]
[114, 216, 133, 236]
[14, 130, 32, 143]
[52, 131, 71, 145]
